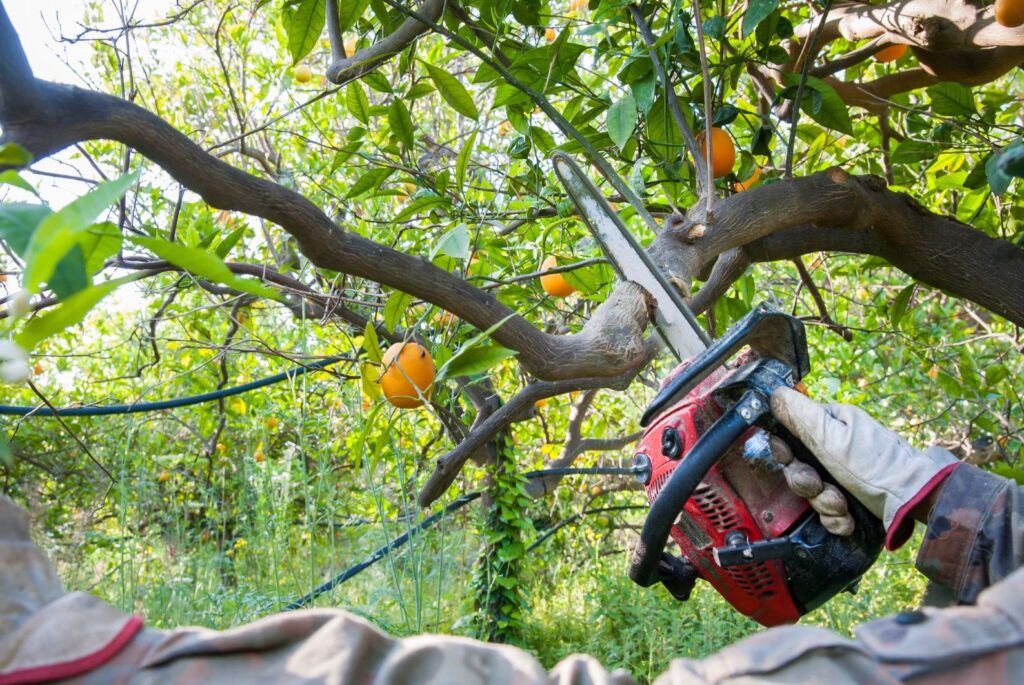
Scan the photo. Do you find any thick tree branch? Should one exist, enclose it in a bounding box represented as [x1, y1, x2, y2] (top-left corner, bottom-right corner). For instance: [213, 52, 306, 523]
[652, 170, 1024, 327]
[0, 77, 656, 381]
[0, 5, 40, 121]
[797, 0, 1024, 50]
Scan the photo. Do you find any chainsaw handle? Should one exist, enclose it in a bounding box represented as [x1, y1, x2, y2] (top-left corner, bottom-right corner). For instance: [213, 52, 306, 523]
[641, 304, 809, 427]
[629, 390, 768, 587]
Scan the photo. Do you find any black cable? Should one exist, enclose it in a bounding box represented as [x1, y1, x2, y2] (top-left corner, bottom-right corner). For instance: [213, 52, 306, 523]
[0, 356, 344, 416]
[284, 491, 482, 610]
[283, 467, 645, 610]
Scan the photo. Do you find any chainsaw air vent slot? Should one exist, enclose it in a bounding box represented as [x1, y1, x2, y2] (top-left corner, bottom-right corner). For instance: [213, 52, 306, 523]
[648, 471, 671, 503]
[693, 483, 743, 532]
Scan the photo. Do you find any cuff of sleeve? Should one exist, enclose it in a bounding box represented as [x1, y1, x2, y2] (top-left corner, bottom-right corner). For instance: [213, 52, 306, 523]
[885, 462, 959, 551]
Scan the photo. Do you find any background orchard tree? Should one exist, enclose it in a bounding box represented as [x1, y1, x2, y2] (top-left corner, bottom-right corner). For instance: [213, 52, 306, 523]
[0, 0, 1022, 663]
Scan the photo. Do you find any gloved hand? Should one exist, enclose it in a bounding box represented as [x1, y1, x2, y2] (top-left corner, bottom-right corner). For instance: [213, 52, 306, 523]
[770, 387, 959, 549]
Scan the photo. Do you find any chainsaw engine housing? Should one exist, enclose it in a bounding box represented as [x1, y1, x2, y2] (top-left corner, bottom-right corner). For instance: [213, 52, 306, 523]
[635, 362, 884, 627]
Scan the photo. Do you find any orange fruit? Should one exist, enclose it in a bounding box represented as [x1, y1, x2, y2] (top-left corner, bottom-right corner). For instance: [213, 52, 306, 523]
[589, 485, 603, 497]
[534, 398, 548, 408]
[545, 27, 557, 42]
[32, 362, 43, 375]
[873, 44, 906, 63]
[157, 470, 171, 483]
[0, 273, 6, 283]
[697, 127, 736, 178]
[294, 64, 313, 83]
[265, 417, 279, 429]
[540, 256, 575, 297]
[344, 37, 357, 55]
[253, 445, 265, 462]
[379, 342, 435, 408]
[433, 310, 456, 326]
[996, 0, 1024, 26]
[733, 167, 762, 192]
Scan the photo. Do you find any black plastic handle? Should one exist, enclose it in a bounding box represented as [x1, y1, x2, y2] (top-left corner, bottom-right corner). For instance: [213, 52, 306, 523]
[640, 303, 809, 427]
[629, 391, 767, 587]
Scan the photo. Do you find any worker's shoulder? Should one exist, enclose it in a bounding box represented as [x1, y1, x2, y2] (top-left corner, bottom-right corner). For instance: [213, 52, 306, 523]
[657, 570, 1024, 685]
[854, 566, 1024, 683]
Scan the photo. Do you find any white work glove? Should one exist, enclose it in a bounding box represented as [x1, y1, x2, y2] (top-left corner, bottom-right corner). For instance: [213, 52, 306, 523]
[771, 387, 959, 549]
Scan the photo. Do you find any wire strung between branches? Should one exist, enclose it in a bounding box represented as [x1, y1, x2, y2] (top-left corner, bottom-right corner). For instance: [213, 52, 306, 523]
[0, 357, 343, 416]
[283, 467, 646, 610]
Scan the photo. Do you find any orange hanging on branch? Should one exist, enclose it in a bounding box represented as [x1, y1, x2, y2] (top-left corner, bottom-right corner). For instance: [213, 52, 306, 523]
[697, 127, 736, 179]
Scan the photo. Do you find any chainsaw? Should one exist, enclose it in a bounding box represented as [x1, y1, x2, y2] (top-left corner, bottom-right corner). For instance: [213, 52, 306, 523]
[552, 152, 884, 627]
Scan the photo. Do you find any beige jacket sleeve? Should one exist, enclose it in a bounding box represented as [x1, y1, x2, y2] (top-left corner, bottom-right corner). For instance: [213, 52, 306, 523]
[4, 492, 1024, 685]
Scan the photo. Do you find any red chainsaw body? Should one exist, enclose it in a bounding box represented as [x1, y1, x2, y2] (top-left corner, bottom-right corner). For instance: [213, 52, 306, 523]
[639, 362, 811, 626]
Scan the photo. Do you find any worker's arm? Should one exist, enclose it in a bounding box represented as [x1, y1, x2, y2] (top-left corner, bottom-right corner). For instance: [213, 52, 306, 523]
[914, 463, 1023, 604]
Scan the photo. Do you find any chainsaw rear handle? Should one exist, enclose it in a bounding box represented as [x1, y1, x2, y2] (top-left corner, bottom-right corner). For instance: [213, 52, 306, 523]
[629, 389, 769, 587]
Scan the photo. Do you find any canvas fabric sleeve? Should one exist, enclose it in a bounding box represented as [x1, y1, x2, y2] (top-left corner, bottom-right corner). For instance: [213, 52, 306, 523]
[915, 463, 1024, 604]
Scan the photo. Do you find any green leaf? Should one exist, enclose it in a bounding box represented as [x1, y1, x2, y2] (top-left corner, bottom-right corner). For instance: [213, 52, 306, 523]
[782, 74, 853, 135]
[927, 82, 976, 117]
[986, 148, 1014, 195]
[48, 245, 89, 299]
[360, 362, 382, 401]
[606, 95, 638, 151]
[22, 171, 137, 293]
[712, 104, 740, 127]
[15, 276, 133, 350]
[0, 203, 51, 254]
[889, 283, 916, 329]
[129, 236, 282, 301]
[892, 140, 940, 165]
[456, 130, 477, 194]
[0, 170, 36, 195]
[363, 320, 382, 363]
[383, 290, 413, 332]
[702, 16, 726, 40]
[445, 344, 518, 377]
[388, 99, 415, 148]
[345, 167, 395, 198]
[282, 0, 326, 65]
[215, 225, 247, 258]
[346, 82, 370, 125]
[424, 63, 479, 120]
[433, 224, 470, 260]
[393, 196, 448, 223]
[742, 0, 778, 37]
[999, 141, 1024, 178]
[337, 0, 369, 31]
[0, 143, 32, 167]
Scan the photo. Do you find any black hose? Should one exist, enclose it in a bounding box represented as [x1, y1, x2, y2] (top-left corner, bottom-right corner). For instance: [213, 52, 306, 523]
[0, 356, 343, 416]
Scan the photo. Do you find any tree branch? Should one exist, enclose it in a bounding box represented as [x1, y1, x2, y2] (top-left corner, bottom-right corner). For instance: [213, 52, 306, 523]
[325, 0, 445, 84]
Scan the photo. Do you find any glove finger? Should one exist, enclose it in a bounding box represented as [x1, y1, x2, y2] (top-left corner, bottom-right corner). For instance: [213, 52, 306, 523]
[770, 387, 839, 457]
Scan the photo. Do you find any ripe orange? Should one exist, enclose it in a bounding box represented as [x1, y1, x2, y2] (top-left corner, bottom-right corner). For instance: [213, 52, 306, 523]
[294, 64, 313, 83]
[540, 256, 575, 297]
[344, 37, 357, 55]
[157, 470, 171, 483]
[265, 417, 279, 430]
[32, 362, 43, 375]
[996, 0, 1024, 27]
[545, 27, 557, 42]
[379, 342, 435, 408]
[697, 127, 736, 178]
[873, 44, 906, 63]
[253, 445, 265, 462]
[0, 273, 6, 283]
[733, 167, 762, 192]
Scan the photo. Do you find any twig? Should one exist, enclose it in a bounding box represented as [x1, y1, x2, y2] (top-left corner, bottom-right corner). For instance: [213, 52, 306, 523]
[784, 0, 833, 178]
[627, 4, 708, 197]
[691, 0, 716, 219]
